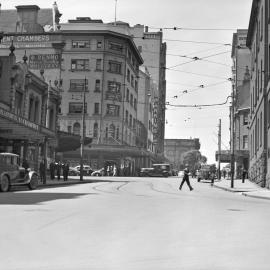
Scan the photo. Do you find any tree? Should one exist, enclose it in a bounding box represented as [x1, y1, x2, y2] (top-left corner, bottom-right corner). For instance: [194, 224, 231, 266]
[182, 150, 207, 172]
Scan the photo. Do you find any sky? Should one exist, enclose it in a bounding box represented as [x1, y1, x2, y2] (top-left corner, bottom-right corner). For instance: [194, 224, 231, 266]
[1, 0, 253, 164]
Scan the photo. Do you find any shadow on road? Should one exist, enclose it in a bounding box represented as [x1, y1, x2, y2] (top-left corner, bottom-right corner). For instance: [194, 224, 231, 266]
[0, 192, 94, 205]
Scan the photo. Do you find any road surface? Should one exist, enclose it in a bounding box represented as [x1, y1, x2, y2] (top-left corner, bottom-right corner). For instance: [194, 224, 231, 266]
[0, 176, 270, 270]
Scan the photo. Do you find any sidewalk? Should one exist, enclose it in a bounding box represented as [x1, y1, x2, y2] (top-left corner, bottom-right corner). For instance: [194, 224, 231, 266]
[213, 178, 270, 200]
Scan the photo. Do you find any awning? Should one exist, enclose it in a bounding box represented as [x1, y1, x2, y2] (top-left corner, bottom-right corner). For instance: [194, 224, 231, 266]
[56, 131, 92, 152]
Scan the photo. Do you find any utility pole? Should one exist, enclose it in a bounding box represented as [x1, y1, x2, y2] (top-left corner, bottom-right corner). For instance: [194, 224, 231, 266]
[230, 92, 235, 188]
[218, 119, 221, 180]
[80, 77, 86, 181]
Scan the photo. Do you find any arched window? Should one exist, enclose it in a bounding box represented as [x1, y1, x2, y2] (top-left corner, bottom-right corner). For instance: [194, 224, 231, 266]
[109, 123, 115, 138]
[93, 123, 98, 138]
[73, 122, 81, 135]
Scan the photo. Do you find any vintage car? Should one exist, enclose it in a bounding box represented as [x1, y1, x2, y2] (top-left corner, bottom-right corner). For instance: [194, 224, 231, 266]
[0, 153, 39, 192]
[139, 163, 171, 177]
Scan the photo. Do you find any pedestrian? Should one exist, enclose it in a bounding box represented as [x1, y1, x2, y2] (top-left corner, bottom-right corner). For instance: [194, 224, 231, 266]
[49, 161, 55, 180]
[113, 165, 117, 176]
[179, 166, 193, 191]
[56, 162, 61, 180]
[242, 168, 247, 183]
[63, 162, 69, 181]
[39, 160, 46, 183]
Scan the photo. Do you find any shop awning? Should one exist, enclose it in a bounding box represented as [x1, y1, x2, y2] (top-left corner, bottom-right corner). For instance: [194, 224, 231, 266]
[56, 131, 92, 152]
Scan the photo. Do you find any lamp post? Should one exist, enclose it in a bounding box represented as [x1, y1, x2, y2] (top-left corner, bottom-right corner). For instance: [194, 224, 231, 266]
[230, 91, 235, 188]
[80, 77, 86, 181]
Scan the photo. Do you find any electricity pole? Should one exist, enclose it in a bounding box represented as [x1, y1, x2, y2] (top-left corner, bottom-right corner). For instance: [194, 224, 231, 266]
[80, 77, 86, 181]
[230, 92, 235, 188]
[218, 119, 221, 180]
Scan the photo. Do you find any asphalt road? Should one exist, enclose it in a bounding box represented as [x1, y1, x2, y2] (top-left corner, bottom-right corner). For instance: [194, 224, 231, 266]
[1, 176, 270, 270]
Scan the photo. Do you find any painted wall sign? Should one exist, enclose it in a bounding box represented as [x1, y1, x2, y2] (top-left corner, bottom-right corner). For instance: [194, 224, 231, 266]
[29, 54, 60, 69]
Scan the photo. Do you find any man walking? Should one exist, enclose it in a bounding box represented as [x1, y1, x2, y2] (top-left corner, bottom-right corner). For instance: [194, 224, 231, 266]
[179, 166, 193, 191]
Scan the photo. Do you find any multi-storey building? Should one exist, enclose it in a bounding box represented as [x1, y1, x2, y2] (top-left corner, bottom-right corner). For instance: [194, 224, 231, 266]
[231, 30, 251, 178]
[0, 51, 59, 173]
[164, 138, 200, 171]
[246, 0, 269, 187]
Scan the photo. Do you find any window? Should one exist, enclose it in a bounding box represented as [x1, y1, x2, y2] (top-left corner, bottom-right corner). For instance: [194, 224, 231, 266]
[97, 41, 102, 49]
[243, 113, 248, 125]
[127, 69, 130, 82]
[134, 98, 137, 110]
[108, 42, 123, 52]
[94, 103, 99, 114]
[71, 59, 89, 70]
[69, 102, 87, 114]
[260, 111, 262, 146]
[116, 127, 119, 140]
[125, 110, 128, 123]
[106, 104, 120, 116]
[93, 123, 98, 138]
[109, 124, 115, 138]
[70, 79, 88, 91]
[126, 89, 129, 102]
[34, 99, 40, 123]
[28, 96, 34, 121]
[96, 59, 102, 71]
[108, 81, 121, 93]
[15, 91, 23, 116]
[135, 80, 138, 92]
[130, 94, 133, 106]
[105, 127, 108, 138]
[129, 115, 132, 127]
[243, 135, 248, 149]
[131, 75, 134, 87]
[95, 79, 101, 92]
[73, 122, 81, 135]
[72, 40, 90, 48]
[108, 61, 121, 74]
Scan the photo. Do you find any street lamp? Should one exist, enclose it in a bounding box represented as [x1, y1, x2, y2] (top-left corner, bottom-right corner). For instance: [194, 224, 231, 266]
[80, 77, 86, 181]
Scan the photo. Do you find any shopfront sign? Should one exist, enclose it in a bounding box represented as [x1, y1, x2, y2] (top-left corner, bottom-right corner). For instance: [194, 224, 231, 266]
[29, 54, 60, 69]
[0, 107, 39, 131]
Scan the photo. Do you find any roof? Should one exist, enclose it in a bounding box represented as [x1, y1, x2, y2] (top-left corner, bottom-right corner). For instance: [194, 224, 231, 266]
[0, 8, 53, 33]
[0, 152, 19, 157]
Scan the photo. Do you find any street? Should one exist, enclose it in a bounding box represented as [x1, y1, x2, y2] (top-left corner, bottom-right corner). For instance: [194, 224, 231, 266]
[1, 176, 270, 270]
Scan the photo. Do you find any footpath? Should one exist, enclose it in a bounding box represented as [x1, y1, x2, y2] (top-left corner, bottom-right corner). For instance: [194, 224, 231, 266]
[213, 178, 270, 201]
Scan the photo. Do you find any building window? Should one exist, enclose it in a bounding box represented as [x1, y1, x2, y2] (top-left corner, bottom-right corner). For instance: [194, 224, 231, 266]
[127, 69, 130, 82]
[94, 103, 100, 114]
[97, 41, 102, 49]
[71, 59, 89, 71]
[95, 79, 101, 92]
[108, 81, 121, 93]
[93, 123, 98, 138]
[96, 59, 102, 71]
[73, 122, 81, 135]
[105, 127, 108, 138]
[108, 61, 121, 74]
[116, 127, 119, 140]
[131, 75, 134, 87]
[134, 98, 137, 111]
[34, 99, 40, 123]
[130, 93, 133, 106]
[126, 89, 129, 102]
[69, 102, 87, 114]
[28, 96, 34, 121]
[72, 40, 90, 48]
[106, 104, 120, 116]
[108, 42, 123, 52]
[109, 123, 115, 138]
[125, 110, 128, 123]
[70, 79, 88, 91]
[135, 80, 138, 92]
[243, 113, 248, 125]
[15, 91, 23, 116]
[243, 135, 248, 149]
[129, 115, 132, 127]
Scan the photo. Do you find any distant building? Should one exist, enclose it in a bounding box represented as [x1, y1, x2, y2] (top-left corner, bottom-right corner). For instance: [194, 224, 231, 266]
[164, 138, 200, 170]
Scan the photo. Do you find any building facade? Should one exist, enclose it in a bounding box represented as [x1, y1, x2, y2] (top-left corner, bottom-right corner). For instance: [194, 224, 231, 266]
[164, 138, 200, 171]
[247, 0, 269, 187]
[231, 30, 251, 178]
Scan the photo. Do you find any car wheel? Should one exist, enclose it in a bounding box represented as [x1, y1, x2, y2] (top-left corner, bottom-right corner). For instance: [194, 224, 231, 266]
[28, 174, 38, 190]
[0, 175, 10, 192]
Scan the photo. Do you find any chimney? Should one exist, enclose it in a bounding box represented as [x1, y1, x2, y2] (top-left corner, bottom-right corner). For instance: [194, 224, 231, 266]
[16, 5, 40, 32]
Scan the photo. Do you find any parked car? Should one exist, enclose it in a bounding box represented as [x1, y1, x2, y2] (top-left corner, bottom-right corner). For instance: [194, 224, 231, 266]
[68, 166, 80, 176]
[91, 168, 105, 176]
[74, 165, 93, 175]
[140, 164, 171, 177]
[0, 152, 38, 192]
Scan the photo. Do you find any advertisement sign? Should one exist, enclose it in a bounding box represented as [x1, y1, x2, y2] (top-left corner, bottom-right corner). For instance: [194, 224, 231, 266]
[29, 54, 60, 70]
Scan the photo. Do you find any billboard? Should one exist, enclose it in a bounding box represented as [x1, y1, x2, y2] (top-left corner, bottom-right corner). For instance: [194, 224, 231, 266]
[29, 54, 60, 69]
